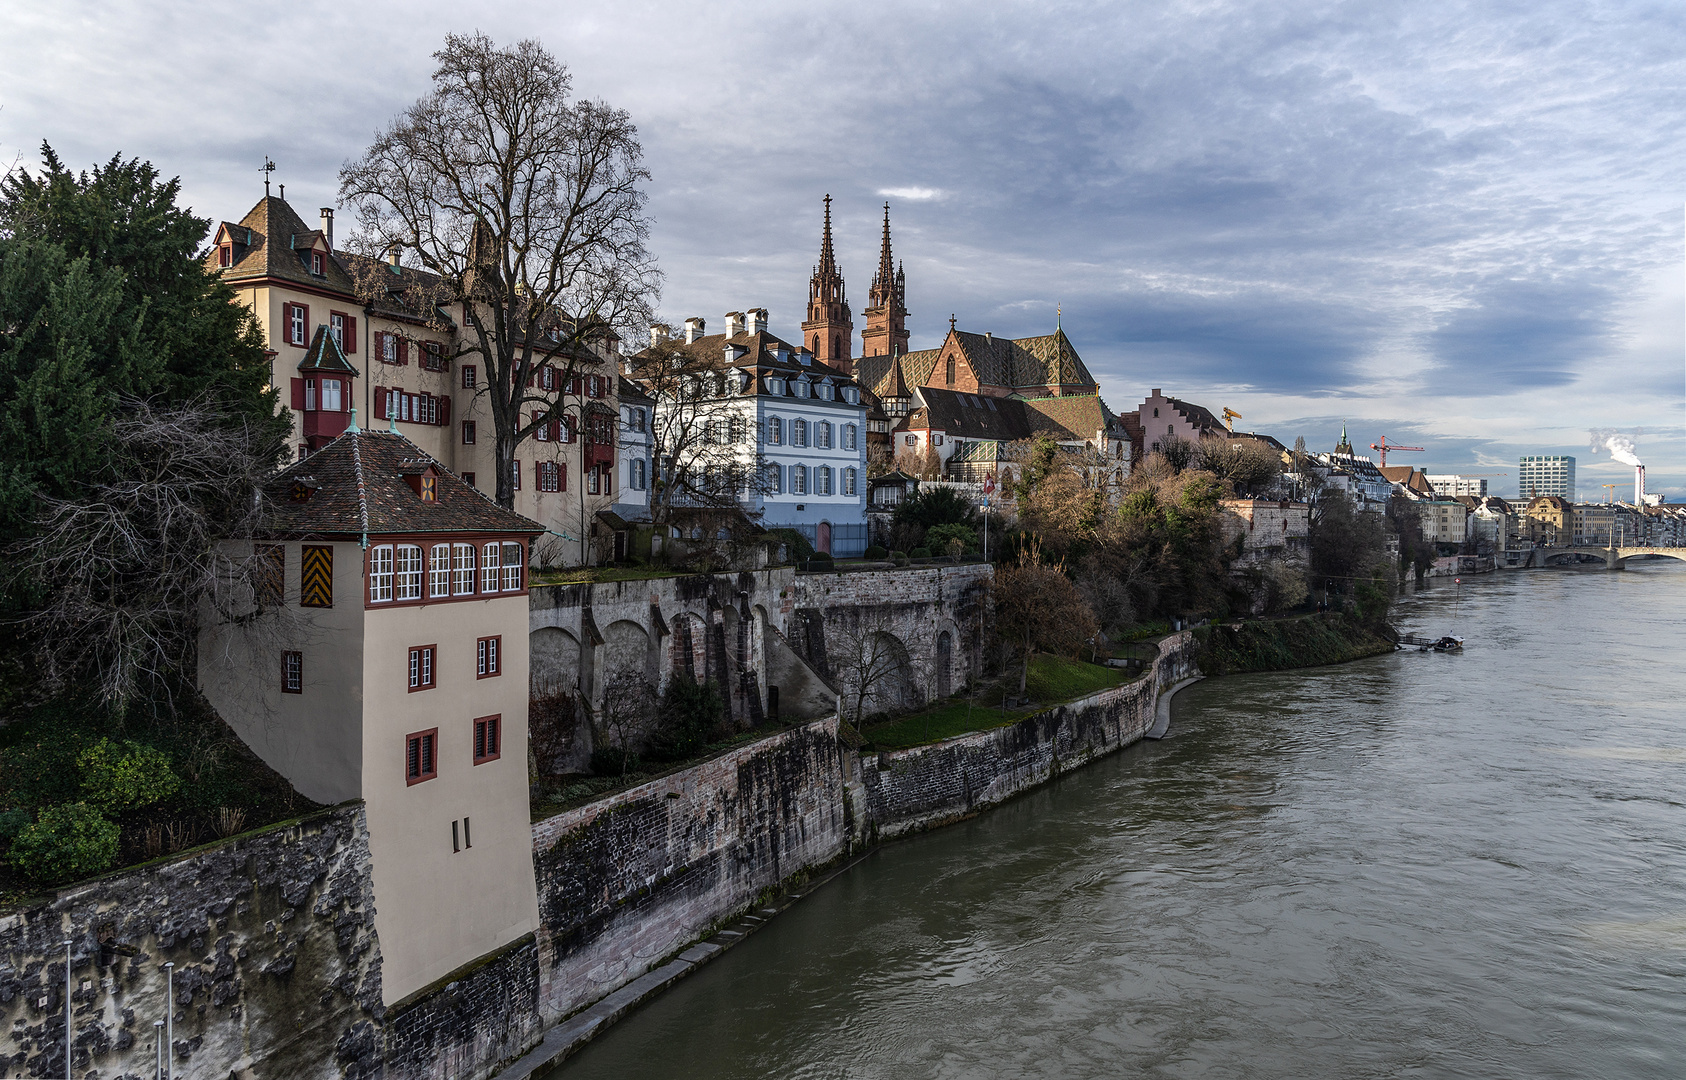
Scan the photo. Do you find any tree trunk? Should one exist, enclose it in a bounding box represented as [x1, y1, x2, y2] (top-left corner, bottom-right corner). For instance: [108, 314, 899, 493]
[1018, 631, 1032, 698]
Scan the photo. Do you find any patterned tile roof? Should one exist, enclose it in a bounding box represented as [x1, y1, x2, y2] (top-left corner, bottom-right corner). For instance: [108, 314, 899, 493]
[1021, 395, 1115, 442]
[262, 428, 542, 539]
[952, 328, 1096, 391]
[211, 196, 358, 298]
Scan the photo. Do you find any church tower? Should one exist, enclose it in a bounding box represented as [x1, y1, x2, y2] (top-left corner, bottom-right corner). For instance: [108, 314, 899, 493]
[800, 195, 854, 367]
[859, 203, 909, 360]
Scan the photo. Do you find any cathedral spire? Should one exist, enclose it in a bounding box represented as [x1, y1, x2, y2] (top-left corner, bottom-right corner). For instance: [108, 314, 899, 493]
[874, 203, 894, 291]
[803, 194, 852, 366]
[861, 202, 910, 359]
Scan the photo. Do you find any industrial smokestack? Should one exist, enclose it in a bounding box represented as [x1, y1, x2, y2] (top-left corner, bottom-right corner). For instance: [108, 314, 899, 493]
[1635, 464, 1646, 506]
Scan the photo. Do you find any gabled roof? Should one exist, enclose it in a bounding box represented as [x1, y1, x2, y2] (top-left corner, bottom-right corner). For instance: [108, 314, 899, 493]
[1166, 396, 1225, 434]
[617, 375, 655, 405]
[1022, 395, 1114, 443]
[209, 195, 358, 298]
[298, 325, 360, 375]
[631, 328, 861, 396]
[262, 429, 542, 538]
[909, 386, 1032, 442]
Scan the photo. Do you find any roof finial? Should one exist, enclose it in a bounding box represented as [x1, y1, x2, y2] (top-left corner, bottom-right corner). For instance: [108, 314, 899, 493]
[1057, 302, 1062, 332]
[261, 156, 275, 197]
[346, 407, 360, 434]
[949, 313, 956, 333]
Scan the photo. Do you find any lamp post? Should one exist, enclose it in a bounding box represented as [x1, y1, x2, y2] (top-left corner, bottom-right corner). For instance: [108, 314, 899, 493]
[153, 1020, 164, 1080]
[63, 939, 72, 1080]
[164, 962, 174, 1080]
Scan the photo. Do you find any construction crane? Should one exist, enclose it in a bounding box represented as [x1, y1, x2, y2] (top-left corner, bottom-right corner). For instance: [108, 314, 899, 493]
[1369, 435, 1425, 467]
[1601, 483, 1620, 503]
[1222, 407, 1242, 432]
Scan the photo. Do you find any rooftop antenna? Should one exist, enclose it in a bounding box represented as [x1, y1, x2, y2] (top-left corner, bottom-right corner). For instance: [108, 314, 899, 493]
[261, 156, 276, 196]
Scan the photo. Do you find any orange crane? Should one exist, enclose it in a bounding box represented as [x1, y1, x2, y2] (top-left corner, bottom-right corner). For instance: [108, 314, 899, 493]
[1369, 435, 1425, 467]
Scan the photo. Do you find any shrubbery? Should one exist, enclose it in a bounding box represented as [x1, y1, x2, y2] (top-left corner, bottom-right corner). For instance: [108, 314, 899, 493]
[647, 677, 725, 762]
[910, 547, 932, 559]
[7, 803, 120, 883]
[863, 544, 888, 559]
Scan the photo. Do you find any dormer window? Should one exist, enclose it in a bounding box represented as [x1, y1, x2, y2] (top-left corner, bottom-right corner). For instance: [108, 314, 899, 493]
[219, 245, 233, 268]
[795, 378, 811, 398]
[768, 377, 784, 396]
[401, 463, 442, 500]
[419, 476, 436, 501]
[312, 252, 324, 275]
[818, 383, 834, 401]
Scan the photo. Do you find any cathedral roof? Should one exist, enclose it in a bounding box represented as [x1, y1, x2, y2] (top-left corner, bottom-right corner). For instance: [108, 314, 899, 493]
[947, 328, 1097, 392]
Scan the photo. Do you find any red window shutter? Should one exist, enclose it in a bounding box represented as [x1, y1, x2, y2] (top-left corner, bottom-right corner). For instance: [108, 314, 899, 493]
[440, 396, 451, 425]
[398, 339, 409, 366]
[534, 460, 542, 488]
[549, 419, 560, 442]
[345, 316, 357, 353]
[559, 462, 567, 492]
[301, 305, 310, 343]
[570, 376, 582, 395]
[291, 378, 306, 410]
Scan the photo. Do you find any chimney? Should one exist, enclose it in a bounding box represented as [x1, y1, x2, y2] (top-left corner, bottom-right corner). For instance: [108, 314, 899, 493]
[650, 324, 670, 348]
[724, 311, 745, 337]
[747, 308, 768, 335]
[319, 208, 334, 251]
[684, 317, 705, 344]
[1151, 389, 1161, 397]
[1636, 464, 1646, 506]
[387, 248, 401, 269]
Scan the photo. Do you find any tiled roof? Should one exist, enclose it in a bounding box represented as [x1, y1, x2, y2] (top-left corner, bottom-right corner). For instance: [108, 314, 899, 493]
[631, 330, 860, 395]
[1022, 395, 1113, 442]
[911, 386, 1032, 441]
[337, 251, 459, 328]
[1167, 397, 1224, 434]
[855, 350, 919, 401]
[211, 196, 358, 298]
[298, 325, 360, 375]
[262, 428, 542, 538]
[617, 375, 654, 405]
[950, 329, 1096, 391]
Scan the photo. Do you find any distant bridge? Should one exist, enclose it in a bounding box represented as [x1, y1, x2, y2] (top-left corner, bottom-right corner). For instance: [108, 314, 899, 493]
[1526, 546, 1686, 569]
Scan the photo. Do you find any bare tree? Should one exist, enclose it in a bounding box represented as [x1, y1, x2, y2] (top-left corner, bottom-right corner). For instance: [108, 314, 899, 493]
[596, 671, 659, 775]
[339, 32, 659, 509]
[628, 335, 767, 529]
[828, 613, 914, 728]
[1194, 435, 1284, 497]
[7, 398, 288, 709]
[992, 544, 1099, 699]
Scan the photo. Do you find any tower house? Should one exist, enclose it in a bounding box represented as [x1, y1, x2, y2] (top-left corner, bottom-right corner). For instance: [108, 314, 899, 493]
[859, 203, 910, 361]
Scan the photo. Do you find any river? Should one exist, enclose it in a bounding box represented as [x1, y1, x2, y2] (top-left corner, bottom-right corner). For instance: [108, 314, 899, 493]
[555, 564, 1686, 1079]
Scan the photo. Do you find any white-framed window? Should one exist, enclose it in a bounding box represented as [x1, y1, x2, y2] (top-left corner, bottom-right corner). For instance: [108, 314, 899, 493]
[429, 543, 451, 598]
[369, 545, 394, 603]
[289, 305, 305, 345]
[383, 334, 398, 363]
[793, 419, 808, 447]
[477, 637, 501, 678]
[768, 417, 782, 445]
[792, 465, 808, 495]
[330, 313, 345, 349]
[501, 542, 523, 591]
[321, 378, 343, 412]
[452, 543, 476, 595]
[729, 415, 745, 442]
[395, 544, 423, 601]
[905, 434, 918, 446]
[481, 542, 501, 593]
[844, 467, 858, 496]
[934, 434, 945, 446]
[844, 424, 857, 450]
[820, 382, 835, 400]
[766, 463, 782, 494]
[312, 251, 324, 275]
[633, 458, 647, 490]
[304, 379, 317, 411]
[817, 421, 832, 449]
[795, 379, 810, 398]
[817, 466, 832, 495]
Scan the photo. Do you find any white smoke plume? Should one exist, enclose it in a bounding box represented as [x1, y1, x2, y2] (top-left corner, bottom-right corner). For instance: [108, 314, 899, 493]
[1589, 429, 1643, 467]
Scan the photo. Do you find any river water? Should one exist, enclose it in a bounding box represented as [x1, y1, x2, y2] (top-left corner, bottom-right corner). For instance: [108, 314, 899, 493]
[558, 565, 1686, 1079]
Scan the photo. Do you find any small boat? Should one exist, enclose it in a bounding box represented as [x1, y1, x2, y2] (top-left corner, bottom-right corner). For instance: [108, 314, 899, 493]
[1397, 633, 1465, 653]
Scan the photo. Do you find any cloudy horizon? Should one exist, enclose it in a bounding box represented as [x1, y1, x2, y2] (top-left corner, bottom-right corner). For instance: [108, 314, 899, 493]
[4, 0, 1682, 500]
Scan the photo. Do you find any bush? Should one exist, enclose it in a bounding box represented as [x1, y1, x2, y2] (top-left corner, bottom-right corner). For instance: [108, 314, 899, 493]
[7, 803, 120, 883]
[806, 553, 834, 571]
[0, 808, 29, 851]
[588, 747, 642, 778]
[890, 550, 907, 560]
[910, 547, 932, 559]
[764, 527, 814, 563]
[863, 545, 888, 559]
[647, 678, 725, 762]
[76, 739, 181, 814]
[925, 522, 978, 557]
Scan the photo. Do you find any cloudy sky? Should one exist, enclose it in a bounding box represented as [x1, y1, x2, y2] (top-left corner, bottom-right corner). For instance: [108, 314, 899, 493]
[4, 0, 1683, 498]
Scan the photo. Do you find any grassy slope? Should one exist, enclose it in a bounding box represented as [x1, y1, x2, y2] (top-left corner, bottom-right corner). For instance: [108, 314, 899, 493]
[1193, 614, 1395, 676]
[863, 654, 1128, 751]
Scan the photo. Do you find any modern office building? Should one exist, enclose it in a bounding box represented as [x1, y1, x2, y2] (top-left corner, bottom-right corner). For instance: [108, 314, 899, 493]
[1427, 474, 1489, 497]
[1517, 455, 1575, 501]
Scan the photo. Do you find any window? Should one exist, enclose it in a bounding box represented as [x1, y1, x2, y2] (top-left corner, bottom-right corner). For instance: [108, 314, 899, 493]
[632, 407, 646, 433]
[406, 729, 438, 785]
[512, 459, 522, 491]
[463, 471, 476, 488]
[481, 542, 501, 593]
[793, 419, 808, 447]
[462, 420, 476, 445]
[844, 467, 858, 496]
[218, 244, 232, 268]
[462, 365, 477, 388]
[255, 544, 285, 606]
[408, 645, 437, 691]
[422, 342, 445, 371]
[282, 651, 303, 694]
[534, 412, 550, 441]
[819, 383, 834, 401]
[768, 417, 782, 445]
[934, 434, 944, 447]
[501, 542, 523, 591]
[587, 465, 603, 494]
[766, 463, 783, 494]
[394, 544, 423, 601]
[817, 421, 832, 449]
[312, 252, 324, 276]
[369, 545, 394, 603]
[795, 379, 810, 398]
[560, 415, 575, 443]
[816, 466, 832, 495]
[729, 415, 745, 443]
[538, 460, 562, 492]
[285, 303, 308, 346]
[477, 636, 501, 678]
[844, 424, 857, 450]
[588, 375, 601, 397]
[330, 313, 345, 349]
[905, 435, 918, 446]
[632, 457, 647, 490]
[792, 465, 807, 495]
[946, 355, 956, 385]
[429, 544, 451, 598]
[474, 715, 501, 763]
[452, 543, 476, 595]
[381, 333, 400, 364]
[321, 378, 343, 412]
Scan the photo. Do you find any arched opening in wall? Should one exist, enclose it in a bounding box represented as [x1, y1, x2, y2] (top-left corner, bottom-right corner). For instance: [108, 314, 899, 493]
[531, 627, 583, 698]
[817, 520, 832, 555]
[860, 630, 919, 717]
[603, 619, 654, 686]
[530, 627, 586, 776]
[936, 630, 952, 698]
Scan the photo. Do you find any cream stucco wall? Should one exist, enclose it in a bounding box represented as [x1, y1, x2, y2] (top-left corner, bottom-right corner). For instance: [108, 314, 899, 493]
[197, 540, 367, 805]
[359, 593, 539, 1004]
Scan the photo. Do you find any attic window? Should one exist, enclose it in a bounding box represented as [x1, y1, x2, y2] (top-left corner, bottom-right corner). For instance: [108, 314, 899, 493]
[219, 245, 233, 268]
[419, 476, 437, 501]
[289, 478, 320, 502]
[312, 252, 324, 275]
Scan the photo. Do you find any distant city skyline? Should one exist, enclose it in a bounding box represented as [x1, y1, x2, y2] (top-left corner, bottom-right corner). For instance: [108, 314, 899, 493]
[3, 1, 1681, 497]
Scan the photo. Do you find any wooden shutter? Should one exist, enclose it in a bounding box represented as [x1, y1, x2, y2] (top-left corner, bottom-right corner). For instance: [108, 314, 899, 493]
[398, 338, 409, 366]
[299, 304, 310, 345]
[300, 545, 333, 608]
[291, 379, 306, 410]
[344, 315, 357, 353]
[439, 396, 451, 425]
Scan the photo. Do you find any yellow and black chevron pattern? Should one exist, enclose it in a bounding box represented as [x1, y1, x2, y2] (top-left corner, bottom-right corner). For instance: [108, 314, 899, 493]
[300, 545, 333, 608]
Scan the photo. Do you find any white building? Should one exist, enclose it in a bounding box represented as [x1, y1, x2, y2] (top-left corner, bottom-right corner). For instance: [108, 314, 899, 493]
[1428, 474, 1490, 497]
[1518, 455, 1576, 501]
[638, 311, 870, 556]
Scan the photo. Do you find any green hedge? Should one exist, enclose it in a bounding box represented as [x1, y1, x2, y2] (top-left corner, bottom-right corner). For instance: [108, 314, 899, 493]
[1193, 615, 1394, 675]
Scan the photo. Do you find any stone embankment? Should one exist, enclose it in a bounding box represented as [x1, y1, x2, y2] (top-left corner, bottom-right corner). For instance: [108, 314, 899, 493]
[1193, 614, 1395, 676]
[1, 627, 1194, 1080]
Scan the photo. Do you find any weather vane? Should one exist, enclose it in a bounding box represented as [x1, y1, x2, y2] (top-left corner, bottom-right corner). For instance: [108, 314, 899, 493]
[261, 156, 276, 196]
